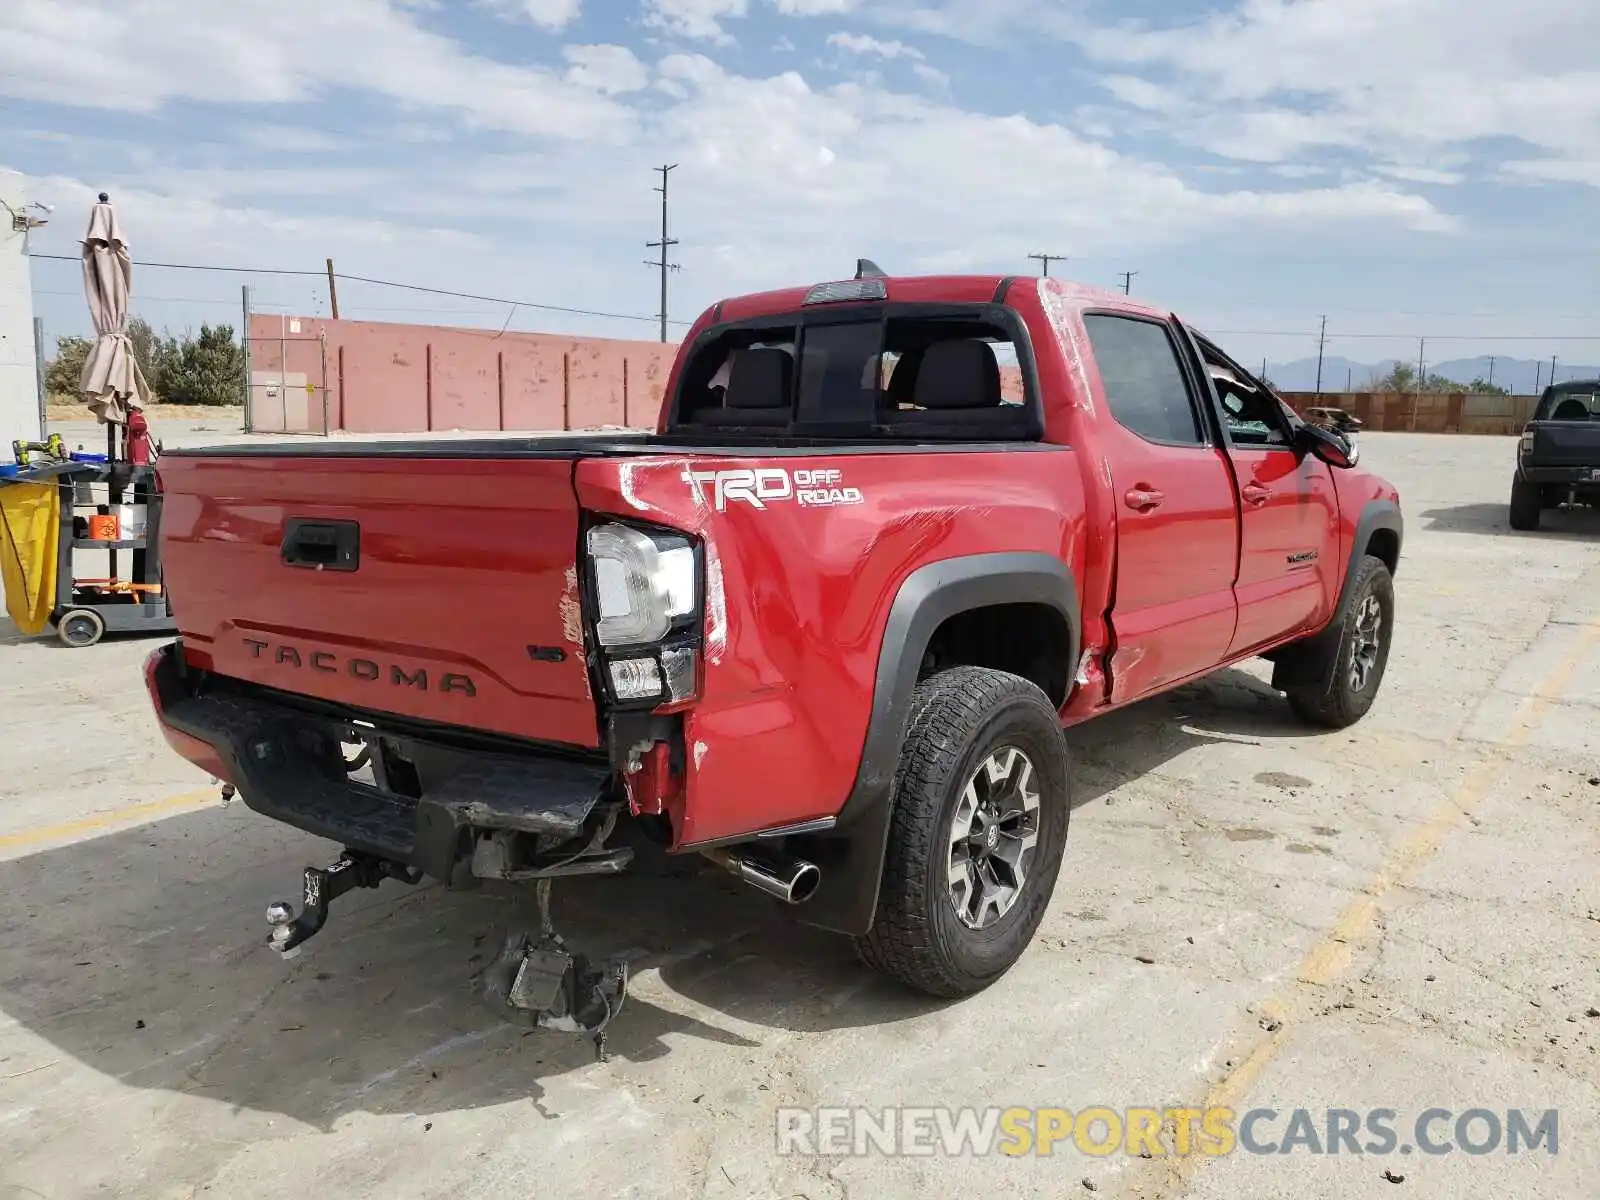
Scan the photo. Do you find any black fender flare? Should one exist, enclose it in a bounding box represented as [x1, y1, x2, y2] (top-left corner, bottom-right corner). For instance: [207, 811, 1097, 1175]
[1271, 498, 1402, 689]
[793, 551, 1080, 936]
[1334, 498, 1402, 621]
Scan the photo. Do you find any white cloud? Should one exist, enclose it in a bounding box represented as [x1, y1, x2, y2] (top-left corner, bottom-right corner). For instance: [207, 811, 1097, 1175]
[772, 0, 861, 13]
[911, 62, 950, 90]
[644, 0, 862, 42]
[0, 0, 630, 140]
[563, 45, 650, 94]
[475, 0, 582, 28]
[238, 124, 354, 154]
[8, 6, 1463, 348]
[827, 32, 923, 61]
[1071, 0, 1600, 185]
[643, 0, 748, 43]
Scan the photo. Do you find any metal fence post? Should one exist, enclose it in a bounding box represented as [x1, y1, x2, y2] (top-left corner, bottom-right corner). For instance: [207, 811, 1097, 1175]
[241, 285, 253, 432]
[32, 316, 47, 440]
[320, 331, 330, 437]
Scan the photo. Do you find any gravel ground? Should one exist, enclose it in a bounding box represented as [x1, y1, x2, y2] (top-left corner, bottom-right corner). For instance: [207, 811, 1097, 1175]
[1, 431, 1596, 1200]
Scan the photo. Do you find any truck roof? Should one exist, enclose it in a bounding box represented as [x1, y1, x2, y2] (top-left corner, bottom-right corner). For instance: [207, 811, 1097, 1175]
[707, 273, 1167, 327]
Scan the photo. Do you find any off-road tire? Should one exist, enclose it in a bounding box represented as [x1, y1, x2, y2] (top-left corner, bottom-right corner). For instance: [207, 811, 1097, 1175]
[854, 667, 1071, 998]
[1508, 474, 1542, 531]
[1284, 554, 1395, 729]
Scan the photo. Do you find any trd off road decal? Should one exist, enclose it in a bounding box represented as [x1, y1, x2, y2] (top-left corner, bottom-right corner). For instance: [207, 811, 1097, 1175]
[682, 467, 865, 512]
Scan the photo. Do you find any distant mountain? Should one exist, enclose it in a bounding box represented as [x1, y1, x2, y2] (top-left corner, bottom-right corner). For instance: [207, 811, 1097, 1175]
[1264, 355, 1600, 395]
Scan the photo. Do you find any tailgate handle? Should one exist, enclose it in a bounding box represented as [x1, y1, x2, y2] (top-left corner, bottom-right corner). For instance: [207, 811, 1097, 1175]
[282, 518, 360, 572]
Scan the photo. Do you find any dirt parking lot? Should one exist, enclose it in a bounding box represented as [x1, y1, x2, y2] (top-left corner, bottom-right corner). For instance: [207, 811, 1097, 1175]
[2, 432, 1597, 1200]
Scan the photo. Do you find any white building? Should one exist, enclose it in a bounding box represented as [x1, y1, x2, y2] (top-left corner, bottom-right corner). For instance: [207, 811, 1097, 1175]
[0, 168, 43, 451]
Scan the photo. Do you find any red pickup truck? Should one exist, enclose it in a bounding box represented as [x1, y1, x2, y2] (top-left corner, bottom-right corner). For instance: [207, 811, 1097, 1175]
[145, 270, 1401, 1049]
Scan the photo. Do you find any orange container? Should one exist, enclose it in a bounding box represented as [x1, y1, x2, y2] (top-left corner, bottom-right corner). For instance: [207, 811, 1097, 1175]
[87, 513, 120, 541]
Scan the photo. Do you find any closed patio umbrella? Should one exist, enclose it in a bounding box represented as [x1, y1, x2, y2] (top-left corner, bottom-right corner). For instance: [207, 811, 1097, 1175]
[79, 192, 149, 433]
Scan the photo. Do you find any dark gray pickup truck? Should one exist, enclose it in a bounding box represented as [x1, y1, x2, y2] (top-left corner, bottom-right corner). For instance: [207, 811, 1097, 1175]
[1510, 381, 1600, 531]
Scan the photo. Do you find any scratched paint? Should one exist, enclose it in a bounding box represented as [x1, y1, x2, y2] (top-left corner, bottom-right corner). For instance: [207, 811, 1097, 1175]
[1035, 277, 1097, 415]
[616, 461, 652, 513]
[702, 541, 728, 663]
[560, 565, 584, 647]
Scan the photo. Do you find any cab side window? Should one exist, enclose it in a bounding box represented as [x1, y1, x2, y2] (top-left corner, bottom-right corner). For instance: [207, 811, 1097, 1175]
[1083, 314, 1204, 446]
[1198, 350, 1293, 448]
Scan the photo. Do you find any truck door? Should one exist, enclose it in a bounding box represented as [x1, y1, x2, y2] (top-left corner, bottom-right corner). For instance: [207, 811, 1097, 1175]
[1183, 331, 1341, 656]
[1080, 312, 1240, 704]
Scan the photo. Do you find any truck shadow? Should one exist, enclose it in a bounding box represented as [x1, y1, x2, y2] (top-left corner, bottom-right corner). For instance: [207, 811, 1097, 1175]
[1422, 502, 1600, 540]
[1067, 666, 1311, 807]
[0, 665, 1308, 1130]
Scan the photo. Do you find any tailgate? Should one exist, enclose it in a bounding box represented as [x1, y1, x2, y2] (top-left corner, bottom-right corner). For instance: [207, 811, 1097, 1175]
[158, 452, 597, 748]
[1530, 421, 1600, 467]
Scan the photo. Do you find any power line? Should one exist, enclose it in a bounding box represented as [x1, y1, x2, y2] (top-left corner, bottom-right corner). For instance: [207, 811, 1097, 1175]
[1206, 329, 1600, 342]
[29, 252, 322, 277]
[331, 271, 689, 326]
[30, 252, 691, 327]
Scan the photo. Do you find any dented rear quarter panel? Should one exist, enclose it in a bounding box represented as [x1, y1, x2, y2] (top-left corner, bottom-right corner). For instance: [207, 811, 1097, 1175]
[576, 448, 1087, 846]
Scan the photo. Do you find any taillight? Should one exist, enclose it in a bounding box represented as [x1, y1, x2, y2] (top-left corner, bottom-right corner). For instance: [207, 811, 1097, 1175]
[1520, 429, 1535, 454]
[584, 521, 702, 707]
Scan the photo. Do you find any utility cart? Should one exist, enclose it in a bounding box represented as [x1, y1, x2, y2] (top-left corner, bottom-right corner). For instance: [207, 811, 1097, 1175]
[2, 457, 177, 647]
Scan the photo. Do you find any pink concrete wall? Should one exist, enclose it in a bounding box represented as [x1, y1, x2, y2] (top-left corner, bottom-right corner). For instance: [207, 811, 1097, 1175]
[248, 316, 680, 435]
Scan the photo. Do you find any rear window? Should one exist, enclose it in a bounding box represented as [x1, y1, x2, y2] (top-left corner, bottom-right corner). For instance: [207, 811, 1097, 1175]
[1538, 388, 1600, 420]
[671, 305, 1041, 441]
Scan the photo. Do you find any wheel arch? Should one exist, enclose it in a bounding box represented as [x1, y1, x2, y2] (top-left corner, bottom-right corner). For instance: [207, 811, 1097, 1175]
[1272, 498, 1402, 691]
[794, 552, 1080, 937]
[1340, 499, 1402, 620]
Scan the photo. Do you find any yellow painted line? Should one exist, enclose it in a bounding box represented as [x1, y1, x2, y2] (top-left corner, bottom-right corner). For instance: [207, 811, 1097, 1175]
[0, 787, 220, 853]
[1146, 616, 1600, 1198]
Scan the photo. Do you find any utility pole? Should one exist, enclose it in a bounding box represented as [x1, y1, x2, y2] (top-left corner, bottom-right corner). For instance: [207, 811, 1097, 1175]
[645, 164, 680, 343]
[1411, 337, 1425, 431]
[1534, 362, 1544, 394]
[1550, 354, 1558, 387]
[1118, 270, 1138, 295]
[326, 258, 340, 319]
[1486, 355, 1495, 391]
[1314, 314, 1327, 396]
[1345, 366, 1352, 393]
[1028, 252, 1068, 277]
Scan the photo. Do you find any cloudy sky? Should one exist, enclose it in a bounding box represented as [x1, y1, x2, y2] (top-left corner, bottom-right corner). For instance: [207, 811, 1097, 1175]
[4, 0, 1600, 371]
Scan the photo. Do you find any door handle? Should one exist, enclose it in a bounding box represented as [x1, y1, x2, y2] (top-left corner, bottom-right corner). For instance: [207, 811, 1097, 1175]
[1124, 486, 1165, 511]
[1242, 482, 1272, 506]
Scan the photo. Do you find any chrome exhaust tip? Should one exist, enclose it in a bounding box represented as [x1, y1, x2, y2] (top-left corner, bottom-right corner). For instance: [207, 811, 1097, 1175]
[700, 846, 821, 905]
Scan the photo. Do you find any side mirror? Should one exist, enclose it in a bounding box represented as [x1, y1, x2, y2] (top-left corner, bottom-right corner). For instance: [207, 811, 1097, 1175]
[1299, 421, 1360, 468]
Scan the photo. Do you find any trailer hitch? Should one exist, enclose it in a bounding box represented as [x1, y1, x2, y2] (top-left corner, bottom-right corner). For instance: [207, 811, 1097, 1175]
[477, 879, 629, 1062]
[266, 852, 422, 958]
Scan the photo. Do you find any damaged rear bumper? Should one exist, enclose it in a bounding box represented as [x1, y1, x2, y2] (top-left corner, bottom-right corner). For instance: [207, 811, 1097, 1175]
[143, 641, 620, 884]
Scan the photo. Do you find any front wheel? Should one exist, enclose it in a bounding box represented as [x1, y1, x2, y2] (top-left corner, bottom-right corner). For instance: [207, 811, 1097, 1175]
[854, 667, 1071, 998]
[1508, 474, 1542, 531]
[1284, 555, 1395, 729]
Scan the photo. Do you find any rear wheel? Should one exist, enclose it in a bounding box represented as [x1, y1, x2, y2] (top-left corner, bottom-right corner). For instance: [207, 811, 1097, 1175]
[56, 608, 106, 648]
[1284, 555, 1394, 729]
[1508, 474, 1542, 531]
[854, 667, 1071, 998]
